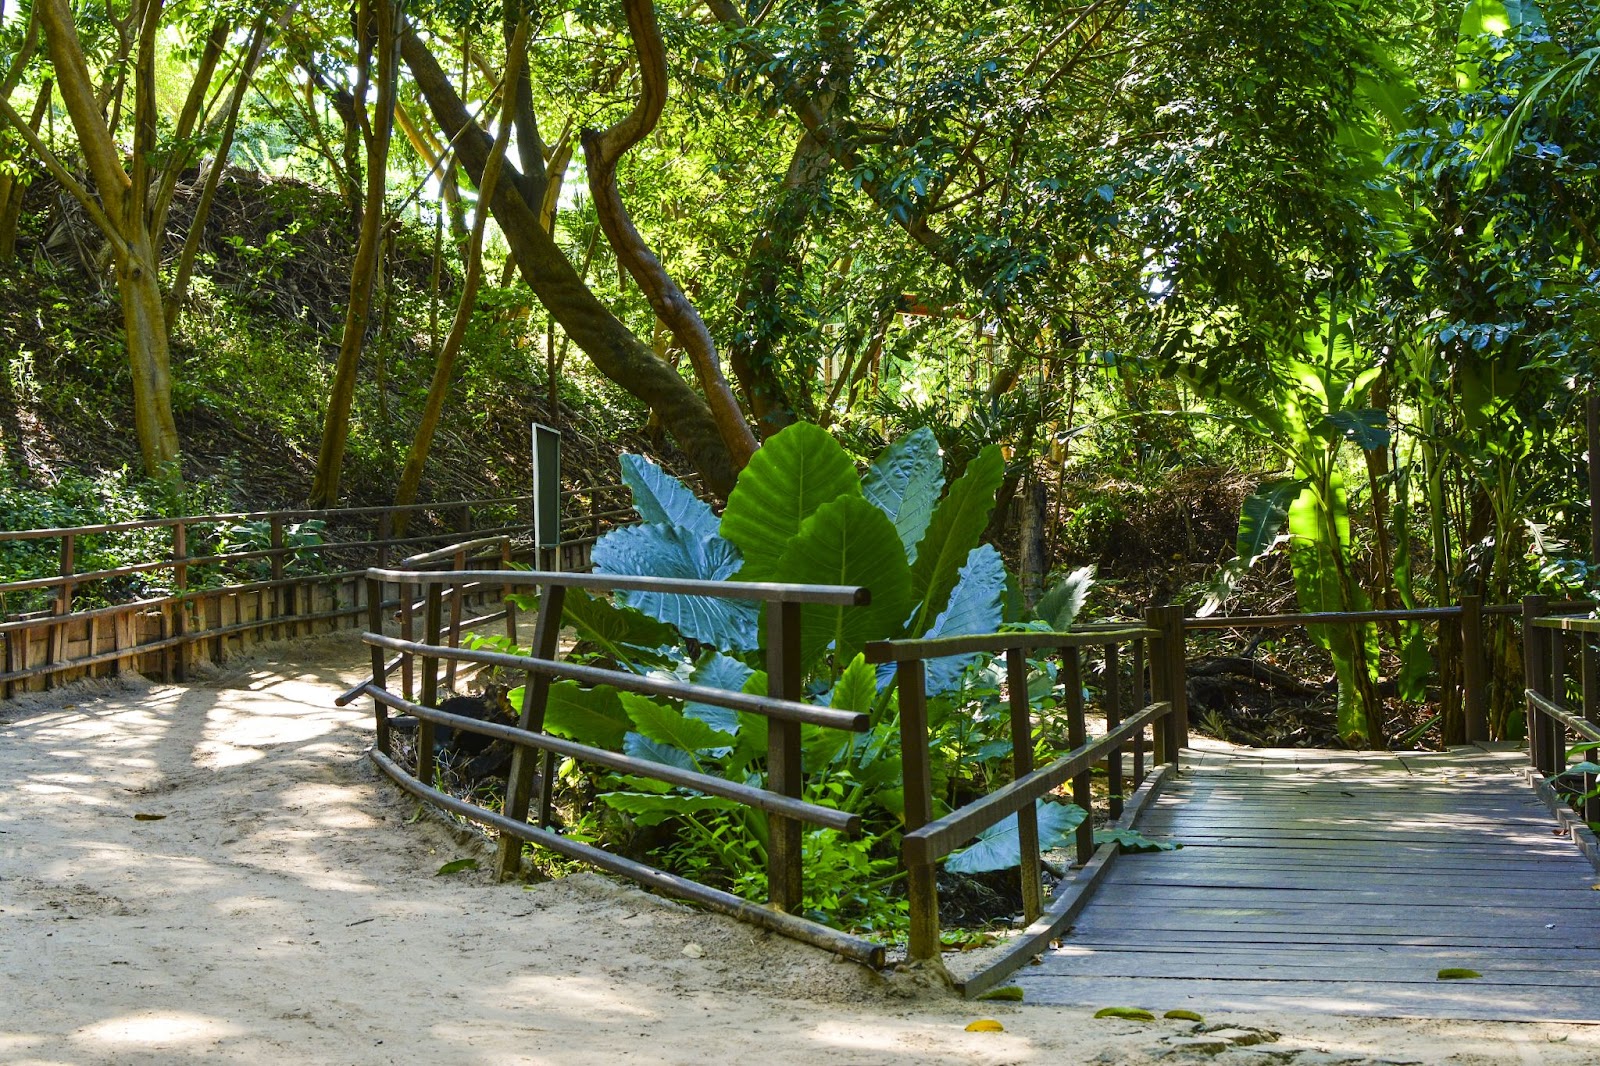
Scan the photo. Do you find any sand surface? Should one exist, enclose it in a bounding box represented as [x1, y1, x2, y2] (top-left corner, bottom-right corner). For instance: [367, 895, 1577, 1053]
[2, 637, 1598, 1065]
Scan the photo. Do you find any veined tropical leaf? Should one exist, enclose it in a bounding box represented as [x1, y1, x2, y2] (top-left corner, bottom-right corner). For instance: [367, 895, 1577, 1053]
[1034, 564, 1097, 631]
[923, 545, 1007, 696]
[600, 791, 740, 827]
[684, 652, 753, 736]
[619, 453, 720, 539]
[862, 427, 943, 561]
[830, 654, 879, 714]
[512, 680, 631, 750]
[774, 494, 913, 672]
[945, 800, 1086, 873]
[561, 588, 678, 661]
[720, 422, 862, 582]
[593, 522, 759, 651]
[621, 692, 735, 755]
[623, 731, 698, 771]
[908, 444, 1005, 635]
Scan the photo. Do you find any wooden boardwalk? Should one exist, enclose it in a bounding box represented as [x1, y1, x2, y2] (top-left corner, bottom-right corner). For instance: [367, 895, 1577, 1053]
[1015, 744, 1600, 1021]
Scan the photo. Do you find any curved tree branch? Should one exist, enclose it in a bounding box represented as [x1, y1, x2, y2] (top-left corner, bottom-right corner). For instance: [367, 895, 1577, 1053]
[583, 0, 757, 469]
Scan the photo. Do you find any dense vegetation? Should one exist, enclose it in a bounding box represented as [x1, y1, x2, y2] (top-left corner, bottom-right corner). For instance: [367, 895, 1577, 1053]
[2, 0, 1599, 930]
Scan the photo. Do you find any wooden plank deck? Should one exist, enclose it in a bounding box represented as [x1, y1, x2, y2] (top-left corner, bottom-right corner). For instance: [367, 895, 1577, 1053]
[1015, 743, 1600, 1021]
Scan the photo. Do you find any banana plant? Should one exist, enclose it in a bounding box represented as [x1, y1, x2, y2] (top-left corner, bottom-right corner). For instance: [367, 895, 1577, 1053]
[1204, 301, 1388, 747]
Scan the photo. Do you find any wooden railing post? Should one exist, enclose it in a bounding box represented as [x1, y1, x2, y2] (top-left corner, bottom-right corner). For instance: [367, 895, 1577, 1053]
[1523, 595, 1551, 775]
[444, 547, 467, 689]
[1582, 636, 1600, 825]
[1146, 606, 1187, 766]
[1105, 643, 1124, 820]
[46, 533, 74, 689]
[1131, 637, 1146, 787]
[898, 656, 941, 962]
[367, 576, 391, 755]
[1063, 646, 1094, 865]
[1550, 621, 1570, 781]
[766, 601, 804, 913]
[1006, 648, 1043, 923]
[495, 583, 567, 880]
[500, 538, 517, 642]
[171, 521, 189, 681]
[417, 584, 444, 788]
[1461, 594, 1488, 743]
[270, 516, 287, 641]
[401, 579, 416, 701]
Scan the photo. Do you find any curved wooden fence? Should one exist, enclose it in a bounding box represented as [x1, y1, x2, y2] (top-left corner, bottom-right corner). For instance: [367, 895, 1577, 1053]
[0, 481, 642, 697]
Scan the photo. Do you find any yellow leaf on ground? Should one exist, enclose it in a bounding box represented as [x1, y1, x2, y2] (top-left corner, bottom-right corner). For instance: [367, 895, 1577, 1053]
[965, 1019, 1005, 1032]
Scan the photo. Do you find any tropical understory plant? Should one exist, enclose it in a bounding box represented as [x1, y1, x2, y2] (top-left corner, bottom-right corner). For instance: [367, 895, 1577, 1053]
[474, 423, 1103, 936]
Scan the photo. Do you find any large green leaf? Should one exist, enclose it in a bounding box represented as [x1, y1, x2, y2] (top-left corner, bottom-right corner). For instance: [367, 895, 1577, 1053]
[945, 800, 1086, 873]
[1034, 564, 1097, 631]
[684, 652, 753, 736]
[1235, 479, 1304, 562]
[719, 422, 863, 582]
[922, 545, 1007, 696]
[619, 453, 719, 539]
[907, 444, 1005, 634]
[600, 791, 740, 827]
[513, 680, 631, 750]
[862, 427, 944, 561]
[561, 588, 678, 661]
[773, 494, 913, 672]
[831, 654, 879, 714]
[621, 692, 735, 755]
[622, 732, 698, 771]
[593, 522, 759, 651]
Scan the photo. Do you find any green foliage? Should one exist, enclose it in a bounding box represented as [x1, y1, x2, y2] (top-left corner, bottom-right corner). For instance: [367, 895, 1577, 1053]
[720, 423, 865, 583]
[907, 443, 1006, 636]
[945, 800, 1087, 874]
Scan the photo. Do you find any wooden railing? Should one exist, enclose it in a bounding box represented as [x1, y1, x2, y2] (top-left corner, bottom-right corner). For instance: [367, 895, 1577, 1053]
[0, 483, 645, 697]
[350, 565, 888, 967]
[1524, 600, 1600, 838]
[862, 606, 1189, 993]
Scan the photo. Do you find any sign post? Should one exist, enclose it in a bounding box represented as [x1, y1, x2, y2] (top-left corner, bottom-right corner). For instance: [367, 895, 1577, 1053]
[531, 422, 561, 570]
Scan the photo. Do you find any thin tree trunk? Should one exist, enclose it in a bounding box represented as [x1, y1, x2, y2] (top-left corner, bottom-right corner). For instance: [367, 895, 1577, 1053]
[309, 0, 401, 509]
[165, 13, 270, 331]
[393, 18, 526, 529]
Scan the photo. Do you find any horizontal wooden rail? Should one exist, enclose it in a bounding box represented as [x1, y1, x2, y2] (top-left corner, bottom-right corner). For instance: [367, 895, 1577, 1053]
[1186, 606, 1461, 629]
[364, 634, 869, 731]
[367, 567, 870, 605]
[865, 626, 1157, 662]
[367, 749, 885, 967]
[361, 683, 860, 833]
[902, 699, 1172, 866]
[1527, 690, 1600, 744]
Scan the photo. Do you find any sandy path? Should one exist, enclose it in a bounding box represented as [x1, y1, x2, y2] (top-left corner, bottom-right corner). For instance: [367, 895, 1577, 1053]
[2, 638, 1597, 1065]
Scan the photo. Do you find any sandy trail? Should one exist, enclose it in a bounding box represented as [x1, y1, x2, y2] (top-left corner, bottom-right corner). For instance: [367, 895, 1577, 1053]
[2, 637, 1597, 1065]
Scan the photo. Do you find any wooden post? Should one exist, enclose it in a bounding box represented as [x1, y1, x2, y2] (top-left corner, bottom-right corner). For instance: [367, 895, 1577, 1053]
[401, 579, 416, 701]
[367, 577, 391, 755]
[458, 503, 472, 535]
[1523, 595, 1550, 774]
[1550, 625, 1570, 780]
[500, 539, 517, 642]
[269, 516, 286, 641]
[1146, 606, 1187, 766]
[417, 583, 444, 788]
[898, 656, 940, 962]
[1582, 637, 1600, 825]
[1131, 637, 1146, 787]
[1063, 646, 1094, 865]
[495, 583, 567, 879]
[766, 601, 804, 913]
[1006, 648, 1042, 923]
[1588, 392, 1600, 567]
[1461, 594, 1488, 743]
[47, 533, 75, 689]
[444, 547, 466, 689]
[172, 522, 189, 681]
[1105, 643, 1124, 820]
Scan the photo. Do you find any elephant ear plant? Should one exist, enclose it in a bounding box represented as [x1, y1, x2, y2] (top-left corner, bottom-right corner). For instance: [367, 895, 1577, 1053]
[478, 423, 1089, 938]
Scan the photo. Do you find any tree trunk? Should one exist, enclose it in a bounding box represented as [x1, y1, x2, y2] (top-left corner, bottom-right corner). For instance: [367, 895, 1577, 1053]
[118, 232, 181, 472]
[309, 0, 400, 509]
[401, 26, 740, 495]
[582, 0, 757, 470]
